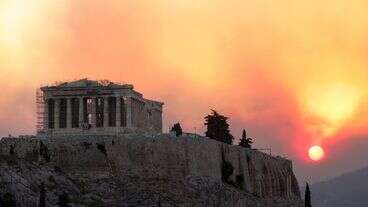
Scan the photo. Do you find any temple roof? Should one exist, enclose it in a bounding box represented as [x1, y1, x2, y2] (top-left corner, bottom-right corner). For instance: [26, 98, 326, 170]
[42, 79, 133, 90]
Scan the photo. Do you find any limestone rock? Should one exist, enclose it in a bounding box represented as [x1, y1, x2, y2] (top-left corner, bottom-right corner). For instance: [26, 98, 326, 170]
[0, 134, 303, 207]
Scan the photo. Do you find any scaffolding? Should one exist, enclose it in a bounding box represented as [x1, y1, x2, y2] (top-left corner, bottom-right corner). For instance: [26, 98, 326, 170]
[36, 88, 45, 133]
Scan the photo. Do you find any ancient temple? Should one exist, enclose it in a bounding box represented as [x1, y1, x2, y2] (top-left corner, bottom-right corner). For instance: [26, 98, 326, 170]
[38, 79, 163, 135]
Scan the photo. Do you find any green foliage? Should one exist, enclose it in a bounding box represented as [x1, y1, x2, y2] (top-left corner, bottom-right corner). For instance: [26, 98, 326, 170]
[96, 143, 107, 157]
[222, 160, 234, 183]
[305, 183, 312, 207]
[204, 110, 234, 144]
[57, 192, 71, 207]
[171, 123, 183, 137]
[0, 193, 16, 207]
[238, 129, 253, 149]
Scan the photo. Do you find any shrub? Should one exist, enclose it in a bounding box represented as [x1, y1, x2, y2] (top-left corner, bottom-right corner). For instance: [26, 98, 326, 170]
[171, 123, 183, 137]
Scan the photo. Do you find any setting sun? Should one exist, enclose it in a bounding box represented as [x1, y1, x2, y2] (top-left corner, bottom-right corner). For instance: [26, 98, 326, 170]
[308, 145, 325, 161]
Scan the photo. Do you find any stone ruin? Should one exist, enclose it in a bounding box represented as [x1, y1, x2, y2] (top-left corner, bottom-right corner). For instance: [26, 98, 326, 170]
[37, 79, 163, 136]
[0, 79, 303, 206]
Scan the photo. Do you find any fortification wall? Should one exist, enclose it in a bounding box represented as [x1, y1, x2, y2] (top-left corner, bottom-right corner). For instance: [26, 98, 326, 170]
[0, 134, 301, 203]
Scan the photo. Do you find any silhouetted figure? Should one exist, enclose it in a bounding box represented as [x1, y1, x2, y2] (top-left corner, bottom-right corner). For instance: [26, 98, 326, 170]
[171, 123, 183, 137]
[305, 182, 312, 207]
[204, 110, 234, 144]
[238, 129, 253, 149]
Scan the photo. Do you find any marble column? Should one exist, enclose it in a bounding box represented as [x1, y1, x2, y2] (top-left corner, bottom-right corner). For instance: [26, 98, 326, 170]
[116, 97, 121, 127]
[79, 97, 84, 127]
[126, 97, 132, 127]
[103, 97, 109, 127]
[66, 98, 72, 128]
[91, 97, 97, 128]
[54, 99, 60, 130]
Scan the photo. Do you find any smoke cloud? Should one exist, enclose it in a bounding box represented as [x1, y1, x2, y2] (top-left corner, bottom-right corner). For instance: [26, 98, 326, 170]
[0, 0, 368, 183]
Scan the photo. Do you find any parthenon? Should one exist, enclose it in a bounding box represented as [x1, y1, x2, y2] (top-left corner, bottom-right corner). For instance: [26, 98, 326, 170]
[38, 79, 163, 135]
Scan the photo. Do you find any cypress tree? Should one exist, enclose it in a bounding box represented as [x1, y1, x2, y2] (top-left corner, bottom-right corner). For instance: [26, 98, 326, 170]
[305, 182, 312, 207]
[238, 129, 253, 149]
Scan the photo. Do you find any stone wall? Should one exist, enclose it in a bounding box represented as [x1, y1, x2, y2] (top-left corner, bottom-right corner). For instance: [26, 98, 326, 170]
[0, 134, 302, 206]
[130, 98, 163, 133]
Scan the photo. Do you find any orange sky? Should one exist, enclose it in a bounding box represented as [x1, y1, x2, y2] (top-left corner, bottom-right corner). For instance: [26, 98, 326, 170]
[1, 0, 368, 183]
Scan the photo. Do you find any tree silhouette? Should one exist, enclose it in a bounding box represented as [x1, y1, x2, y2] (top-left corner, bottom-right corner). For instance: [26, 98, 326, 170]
[238, 129, 253, 149]
[305, 182, 312, 207]
[204, 110, 234, 144]
[171, 123, 183, 137]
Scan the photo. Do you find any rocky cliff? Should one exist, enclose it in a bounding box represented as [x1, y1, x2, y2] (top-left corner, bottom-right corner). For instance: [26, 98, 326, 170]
[0, 134, 303, 207]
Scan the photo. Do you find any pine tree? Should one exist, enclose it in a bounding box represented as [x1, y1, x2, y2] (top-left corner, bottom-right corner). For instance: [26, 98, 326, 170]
[305, 182, 312, 207]
[238, 129, 253, 149]
[204, 110, 234, 144]
[171, 123, 183, 137]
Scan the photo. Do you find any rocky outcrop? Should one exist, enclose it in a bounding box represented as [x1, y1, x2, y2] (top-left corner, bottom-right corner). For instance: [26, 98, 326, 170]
[0, 134, 303, 207]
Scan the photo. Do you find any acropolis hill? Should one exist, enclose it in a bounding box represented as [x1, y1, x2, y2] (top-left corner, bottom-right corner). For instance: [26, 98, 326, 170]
[0, 79, 303, 207]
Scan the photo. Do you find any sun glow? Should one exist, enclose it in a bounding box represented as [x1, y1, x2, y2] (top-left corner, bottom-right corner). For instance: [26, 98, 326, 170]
[1, 0, 30, 47]
[303, 83, 362, 137]
[308, 145, 325, 162]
